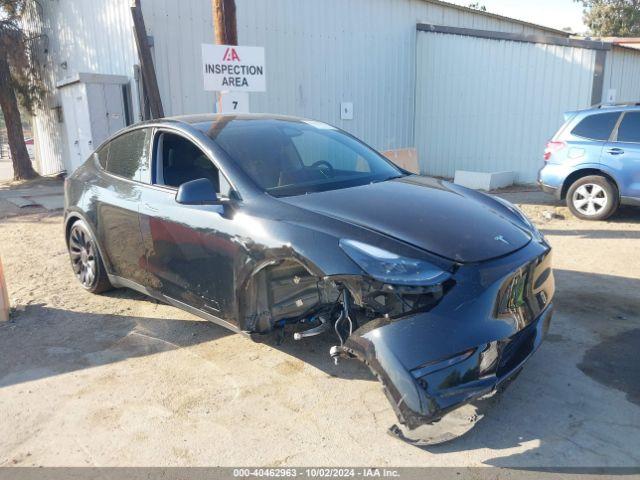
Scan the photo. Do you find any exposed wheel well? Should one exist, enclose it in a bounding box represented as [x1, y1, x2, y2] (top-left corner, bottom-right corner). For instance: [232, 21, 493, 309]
[64, 214, 82, 246]
[561, 169, 619, 200]
[239, 258, 327, 333]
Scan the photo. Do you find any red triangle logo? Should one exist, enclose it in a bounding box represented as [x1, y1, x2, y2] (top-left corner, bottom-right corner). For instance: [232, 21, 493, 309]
[222, 47, 241, 62]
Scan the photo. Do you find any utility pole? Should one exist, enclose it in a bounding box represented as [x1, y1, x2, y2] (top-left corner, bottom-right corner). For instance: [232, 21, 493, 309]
[211, 0, 239, 116]
[212, 0, 238, 46]
[131, 0, 164, 119]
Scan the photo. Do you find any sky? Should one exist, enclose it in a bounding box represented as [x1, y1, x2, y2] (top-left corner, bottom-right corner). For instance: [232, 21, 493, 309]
[449, 0, 587, 33]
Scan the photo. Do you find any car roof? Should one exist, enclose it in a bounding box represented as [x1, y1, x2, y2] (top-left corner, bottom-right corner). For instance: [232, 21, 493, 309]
[100, 113, 333, 153]
[162, 113, 313, 128]
[128, 113, 326, 137]
[562, 103, 640, 121]
[582, 103, 640, 114]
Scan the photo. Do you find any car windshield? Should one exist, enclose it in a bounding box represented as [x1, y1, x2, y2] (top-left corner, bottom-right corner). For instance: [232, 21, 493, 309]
[204, 117, 404, 196]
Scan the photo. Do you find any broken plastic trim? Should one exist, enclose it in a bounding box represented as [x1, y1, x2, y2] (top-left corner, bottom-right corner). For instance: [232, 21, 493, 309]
[338, 303, 553, 445]
[242, 257, 451, 337]
[336, 324, 497, 445]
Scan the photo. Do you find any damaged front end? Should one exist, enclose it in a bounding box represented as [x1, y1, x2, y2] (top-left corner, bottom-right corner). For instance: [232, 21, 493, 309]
[240, 239, 554, 445]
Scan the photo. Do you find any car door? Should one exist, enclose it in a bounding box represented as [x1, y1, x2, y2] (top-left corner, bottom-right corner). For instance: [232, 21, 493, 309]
[95, 128, 151, 286]
[138, 129, 240, 321]
[567, 111, 621, 168]
[604, 111, 640, 198]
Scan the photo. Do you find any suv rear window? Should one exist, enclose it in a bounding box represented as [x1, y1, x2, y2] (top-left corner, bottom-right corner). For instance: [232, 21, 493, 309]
[617, 112, 640, 143]
[571, 112, 620, 141]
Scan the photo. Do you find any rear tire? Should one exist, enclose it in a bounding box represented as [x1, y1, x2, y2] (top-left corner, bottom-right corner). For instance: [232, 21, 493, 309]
[67, 219, 112, 293]
[566, 175, 618, 221]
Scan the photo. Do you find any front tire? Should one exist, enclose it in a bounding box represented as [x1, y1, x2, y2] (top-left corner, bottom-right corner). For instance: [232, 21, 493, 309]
[67, 219, 112, 293]
[566, 175, 618, 221]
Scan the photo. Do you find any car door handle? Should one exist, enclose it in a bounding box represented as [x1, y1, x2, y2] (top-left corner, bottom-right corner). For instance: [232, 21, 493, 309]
[606, 147, 625, 155]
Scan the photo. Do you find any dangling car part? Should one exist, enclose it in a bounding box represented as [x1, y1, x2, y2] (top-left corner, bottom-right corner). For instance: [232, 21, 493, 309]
[64, 114, 554, 444]
[333, 243, 553, 444]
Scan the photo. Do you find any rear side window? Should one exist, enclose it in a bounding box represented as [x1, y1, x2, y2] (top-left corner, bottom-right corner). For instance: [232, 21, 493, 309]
[102, 129, 151, 182]
[571, 112, 620, 141]
[616, 112, 640, 143]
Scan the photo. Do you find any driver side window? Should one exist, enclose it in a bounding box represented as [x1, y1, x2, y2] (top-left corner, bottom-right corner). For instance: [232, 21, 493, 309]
[153, 132, 230, 194]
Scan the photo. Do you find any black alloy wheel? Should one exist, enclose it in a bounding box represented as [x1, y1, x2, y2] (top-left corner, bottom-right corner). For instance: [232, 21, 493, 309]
[68, 220, 112, 293]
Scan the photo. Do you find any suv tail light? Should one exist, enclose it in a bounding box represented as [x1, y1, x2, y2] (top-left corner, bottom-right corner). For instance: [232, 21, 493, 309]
[544, 141, 566, 161]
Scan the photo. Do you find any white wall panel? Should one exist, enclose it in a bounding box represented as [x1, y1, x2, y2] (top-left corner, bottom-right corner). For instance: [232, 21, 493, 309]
[27, 0, 140, 174]
[602, 46, 640, 103]
[29, 0, 565, 174]
[142, 0, 217, 116]
[414, 32, 596, 183]
[234, 0, 556, 153]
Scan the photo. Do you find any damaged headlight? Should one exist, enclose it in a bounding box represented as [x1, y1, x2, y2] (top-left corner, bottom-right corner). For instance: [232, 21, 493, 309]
[339, 239, 450, 286]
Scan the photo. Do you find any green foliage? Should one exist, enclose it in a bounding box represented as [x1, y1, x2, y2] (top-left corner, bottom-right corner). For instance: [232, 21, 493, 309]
[468, 2, 487, 11]
[577, 0, 640, 36]
[0, 0, 45, 114]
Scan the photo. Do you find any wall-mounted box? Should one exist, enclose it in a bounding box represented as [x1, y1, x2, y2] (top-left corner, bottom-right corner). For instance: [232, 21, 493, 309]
[340, 102, 353, 120]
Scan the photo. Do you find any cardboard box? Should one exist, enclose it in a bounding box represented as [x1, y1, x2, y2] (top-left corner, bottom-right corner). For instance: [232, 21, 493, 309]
[383, 148, 420, 174]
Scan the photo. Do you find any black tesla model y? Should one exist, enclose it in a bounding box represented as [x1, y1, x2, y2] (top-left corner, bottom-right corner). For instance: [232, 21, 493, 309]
[64, 114, 554, 444]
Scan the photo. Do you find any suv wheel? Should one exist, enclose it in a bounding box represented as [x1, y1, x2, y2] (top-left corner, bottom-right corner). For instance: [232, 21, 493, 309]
[566, 175, 618, 221]
[67, 219, 112, 293]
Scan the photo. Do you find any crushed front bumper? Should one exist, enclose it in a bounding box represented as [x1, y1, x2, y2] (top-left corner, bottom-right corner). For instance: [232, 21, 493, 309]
[342, 242, 555, 444]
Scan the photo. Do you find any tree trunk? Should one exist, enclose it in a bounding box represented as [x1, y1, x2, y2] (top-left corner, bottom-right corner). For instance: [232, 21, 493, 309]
[0, 51, 38, 180]
[213, 0, 237, 45]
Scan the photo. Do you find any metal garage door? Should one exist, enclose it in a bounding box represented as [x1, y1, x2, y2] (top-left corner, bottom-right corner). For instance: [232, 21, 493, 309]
[414, 25, 608, 183]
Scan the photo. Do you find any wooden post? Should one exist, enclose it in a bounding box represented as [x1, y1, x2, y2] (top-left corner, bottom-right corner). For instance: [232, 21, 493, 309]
[0, 256, 9, 322]
[212, 0, 238, 46]
[212, 0, 238, 112]
[131, 0, 164, 119]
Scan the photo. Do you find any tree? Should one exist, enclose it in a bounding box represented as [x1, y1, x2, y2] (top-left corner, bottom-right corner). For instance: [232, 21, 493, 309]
[468, 2, 487, 12]
[0, 0, 42, 180]
[577, 0, 640, 36]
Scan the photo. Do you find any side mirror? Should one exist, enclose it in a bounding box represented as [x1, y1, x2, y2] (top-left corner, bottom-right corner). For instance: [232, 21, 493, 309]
[175, 178, 224, 205]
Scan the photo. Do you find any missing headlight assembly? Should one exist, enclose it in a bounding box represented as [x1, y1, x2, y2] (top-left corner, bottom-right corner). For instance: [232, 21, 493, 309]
[240, 256, 451, 345]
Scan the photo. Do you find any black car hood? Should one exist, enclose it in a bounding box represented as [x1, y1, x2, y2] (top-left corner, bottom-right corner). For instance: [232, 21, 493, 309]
[279, 176, 531, 263]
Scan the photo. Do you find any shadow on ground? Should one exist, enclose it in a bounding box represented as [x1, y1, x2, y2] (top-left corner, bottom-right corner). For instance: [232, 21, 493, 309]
[496, 191, 561, 207]
[607, 206, 640, 223]
[0, 176, 63, 192]
[0, 297, 373, 391]
[0, 303, 232, 389]
[419, 268, 640, 467]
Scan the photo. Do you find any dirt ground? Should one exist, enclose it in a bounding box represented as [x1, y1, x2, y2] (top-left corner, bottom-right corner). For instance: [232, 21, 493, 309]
[0, 189, 638, 467]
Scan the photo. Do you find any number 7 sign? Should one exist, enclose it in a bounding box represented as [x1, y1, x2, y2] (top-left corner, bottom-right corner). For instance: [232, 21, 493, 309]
[218, 91, 250, 114]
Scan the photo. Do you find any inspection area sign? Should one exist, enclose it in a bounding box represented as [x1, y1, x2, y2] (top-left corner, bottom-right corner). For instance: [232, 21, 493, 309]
[202, 44, 266, 92]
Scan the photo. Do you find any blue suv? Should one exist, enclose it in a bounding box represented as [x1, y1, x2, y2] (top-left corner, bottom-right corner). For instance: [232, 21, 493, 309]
[538, 103, 640, 220]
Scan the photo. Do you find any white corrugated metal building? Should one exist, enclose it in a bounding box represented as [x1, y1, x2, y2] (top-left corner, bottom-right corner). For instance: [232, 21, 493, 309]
[26, 0, 640, 183]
